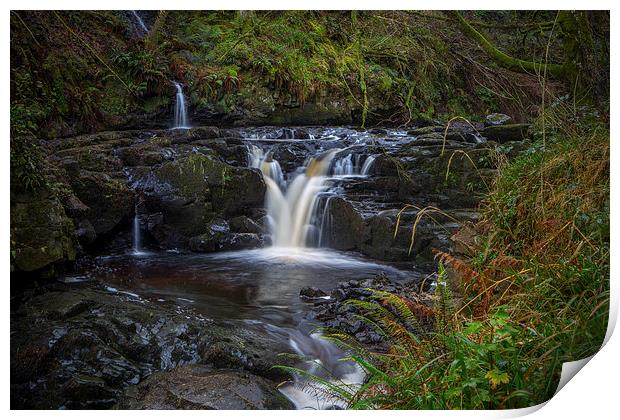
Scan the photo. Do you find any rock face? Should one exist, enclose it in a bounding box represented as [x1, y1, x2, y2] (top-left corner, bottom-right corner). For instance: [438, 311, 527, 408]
[10, 121, 528, 280]
[116, 366, 293, 410]
[10, 282, 294, 409]
[9, 129, 269, 267]
[321, 197, 365, 250]
[10, 190, 76, 276]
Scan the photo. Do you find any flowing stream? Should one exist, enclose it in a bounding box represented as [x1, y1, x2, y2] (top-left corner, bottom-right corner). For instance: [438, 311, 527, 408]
[77, 128, 401, 409]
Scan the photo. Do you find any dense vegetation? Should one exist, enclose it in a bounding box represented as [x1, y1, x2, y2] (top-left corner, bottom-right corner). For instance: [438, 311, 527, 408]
[10, 10, 609, 410]
[14, 10, 609, 138]
[300, 100, 609, 409]
[286, 11, 609, 407]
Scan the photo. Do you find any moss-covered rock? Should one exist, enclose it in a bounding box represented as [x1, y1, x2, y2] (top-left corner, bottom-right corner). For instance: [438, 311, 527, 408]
[481, 123, 530, 143]
[10, 191, 76, 274]
[69, 171, 133, 237]
[142, 154, 265, 248]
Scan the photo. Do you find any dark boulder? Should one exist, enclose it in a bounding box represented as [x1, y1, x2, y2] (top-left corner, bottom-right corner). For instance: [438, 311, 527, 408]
[69, 171, 133, 237]
[322, 197, 365, 251]
[10, 191, 76, 274]
[229, 215, 264, 234]
[481, 123, 530, 143]
[115, 366, 293, 410]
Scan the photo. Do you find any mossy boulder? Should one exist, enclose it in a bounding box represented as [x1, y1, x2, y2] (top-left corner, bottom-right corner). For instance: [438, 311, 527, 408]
[10, 191, 76, 274]
[481, 123, 530, 143]
[143, 154, 265, 248]
[69, 171, 133, 237]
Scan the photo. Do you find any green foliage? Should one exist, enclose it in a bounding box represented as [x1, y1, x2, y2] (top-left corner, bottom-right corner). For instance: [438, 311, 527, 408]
[293, 103, 608, 409]
[480, 100, 609, 361]
[299, 265, 546, 409]
[112, 47, 170, 98]
[10, 136, 47, 192]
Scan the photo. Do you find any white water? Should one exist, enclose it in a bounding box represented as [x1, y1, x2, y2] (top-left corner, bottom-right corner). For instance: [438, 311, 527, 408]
[132, 208, 143, 255]
[248, 145, 284, 188]
[331, 154, 376, 177]
[131, 11, 149, 34]
[250, 146, 338, 248]
[173, 82, 190, 129]
[279, 333, 366, 409]
[360, 155, 376, 175]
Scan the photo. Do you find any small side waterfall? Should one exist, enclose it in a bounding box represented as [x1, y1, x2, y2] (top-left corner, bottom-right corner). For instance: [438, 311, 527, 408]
[173, 82, 190, 129]
[360, 155, 376, 175]
[249, 146, 284, 188]
[131, 11, 149, 35]
[132, 204, 142, 255]
[249, 146, 338, 248]
[331, 153, 377, 176]
[332, 154, 354, 176]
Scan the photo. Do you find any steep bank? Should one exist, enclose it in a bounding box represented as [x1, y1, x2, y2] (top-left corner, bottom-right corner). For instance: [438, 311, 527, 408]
[11, 11, 572, 139]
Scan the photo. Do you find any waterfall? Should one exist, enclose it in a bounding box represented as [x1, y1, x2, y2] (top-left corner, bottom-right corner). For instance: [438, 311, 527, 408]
[249, 146, 338, 248]
[173, 82, 190, 129]
[360, 155, 376, 175]
[131, 11, 149, 34]
[248, 145, 284, 188]
[331, 154, 376, 177]
[332, 154, 354, 176]
[132, 205, 142, 255]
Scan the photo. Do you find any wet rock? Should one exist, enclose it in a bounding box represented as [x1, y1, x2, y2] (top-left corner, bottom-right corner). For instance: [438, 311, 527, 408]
[228, 215, 263, 234]
[368, 128, 387, 135]
[407, 126, 444, 136]
[75, 219, 98, 246]
[371, 155, 400, 176]
[220, 233, 263, 251]
[485, 113, 512, 126]
[188, 219, 230, 252]
[10, 282, 294, 409]
[116, 143, 165, 167]
[69, 171, 133, 237]
[115, 366, 293, 410]
[10, 191, 76, 274]
[481, 123, 530, 143]
[300, 287, 327, 301]
[138, 154, 265, 248]
[322, 197, 365, 251]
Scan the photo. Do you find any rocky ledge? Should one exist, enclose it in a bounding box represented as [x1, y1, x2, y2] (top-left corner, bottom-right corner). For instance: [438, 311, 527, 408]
[10, 281, 295, 409]
[11, 118, 531, 282]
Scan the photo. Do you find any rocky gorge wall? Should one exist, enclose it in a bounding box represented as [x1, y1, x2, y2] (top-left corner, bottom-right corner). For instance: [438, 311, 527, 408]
[10, 118, 531, 283]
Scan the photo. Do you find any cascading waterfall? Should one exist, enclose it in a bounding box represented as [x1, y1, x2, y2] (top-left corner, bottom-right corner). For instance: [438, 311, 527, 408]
[249, 146, 338, 248]
[332, 154, 354, 176]
[131, 11, 149, 34]
[248, 145, 284, 188]
[331, 153, 377, 177]
[173, 82, 190, 129]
